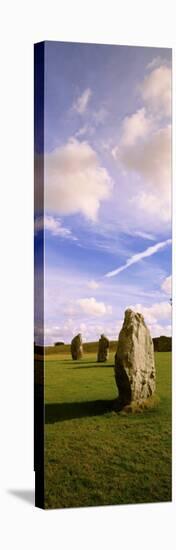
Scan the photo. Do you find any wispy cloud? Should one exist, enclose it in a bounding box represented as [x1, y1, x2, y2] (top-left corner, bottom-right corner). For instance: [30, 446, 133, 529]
[72, 88, 92, 114]
[105, 239, 171, 278]
[146, 57, 170, 71]
[93, 106, 108, 125]
[87, 279, 100, 290]
[132, 231, 156, 241]
[75, 124, 94, 138]
[75, 125, 88, 137]
[34, 215, 77, 240]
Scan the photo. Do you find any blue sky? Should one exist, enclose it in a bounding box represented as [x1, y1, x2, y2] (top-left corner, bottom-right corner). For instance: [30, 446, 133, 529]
[35, 41, 172, 344]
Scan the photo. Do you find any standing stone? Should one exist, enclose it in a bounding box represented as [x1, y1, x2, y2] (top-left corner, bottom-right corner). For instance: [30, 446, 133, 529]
[114, 309, 155, 409]
[71, 333, 83, 360]
[97, 334, 109, 362]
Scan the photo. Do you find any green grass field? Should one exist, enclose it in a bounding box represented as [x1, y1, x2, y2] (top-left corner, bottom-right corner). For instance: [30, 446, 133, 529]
[44, 350, 172, 509]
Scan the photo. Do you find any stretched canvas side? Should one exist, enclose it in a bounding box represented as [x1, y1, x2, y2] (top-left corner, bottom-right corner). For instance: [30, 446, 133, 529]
[34, 42, 45, 509]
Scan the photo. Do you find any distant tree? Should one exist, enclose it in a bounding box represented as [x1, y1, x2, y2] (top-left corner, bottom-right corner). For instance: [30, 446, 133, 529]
[54, 341, 65, 346]
[153, 336, 172, 352]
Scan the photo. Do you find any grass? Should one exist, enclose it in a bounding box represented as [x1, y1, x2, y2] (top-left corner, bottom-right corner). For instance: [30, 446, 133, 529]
[44, 351, 172, 509]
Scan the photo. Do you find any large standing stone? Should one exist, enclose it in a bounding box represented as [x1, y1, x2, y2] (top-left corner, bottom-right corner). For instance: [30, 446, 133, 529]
[114, 309, 155, 409]
[97, 334, 109, 362]
[71, 333, 83, 360]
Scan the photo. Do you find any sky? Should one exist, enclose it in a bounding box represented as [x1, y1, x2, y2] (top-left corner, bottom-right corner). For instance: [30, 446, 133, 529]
[34, 41, 172, 345]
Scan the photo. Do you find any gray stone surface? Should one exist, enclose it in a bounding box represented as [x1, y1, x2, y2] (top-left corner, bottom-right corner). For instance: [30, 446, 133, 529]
[97, 334, 109, 362]
[114, 309, 156, 408]
[71, 333, 83, 360]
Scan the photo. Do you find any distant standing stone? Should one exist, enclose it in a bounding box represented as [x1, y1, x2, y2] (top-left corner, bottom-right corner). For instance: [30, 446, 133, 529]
[114, 309, 155, 409]
[71, 333, 83, 360]
[97, 334, 109, 362]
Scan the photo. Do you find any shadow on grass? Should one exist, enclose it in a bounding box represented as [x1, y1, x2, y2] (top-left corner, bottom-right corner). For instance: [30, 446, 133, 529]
[72, 363, 114, 369]
[66, 360, 96, 366]
[47, 359, 97, 366]
[45, 399, 114, 423]
[47, 360, 114, 368]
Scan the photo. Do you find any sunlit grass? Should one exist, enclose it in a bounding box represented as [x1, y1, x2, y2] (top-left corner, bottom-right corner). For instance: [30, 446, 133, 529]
[44, 351, 171, 509]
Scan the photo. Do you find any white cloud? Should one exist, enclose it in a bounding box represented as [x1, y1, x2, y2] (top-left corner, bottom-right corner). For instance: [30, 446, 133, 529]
[78, 297, 112, 316]
[36, 315, 171, 345]
[105, 238, 171, 278]
[133, 190, 171, 224]
[41, 318, 122, 345]
[120, 108, 153, 147]
[72, 88, 92, 114]
[34, 215, 77, 239]
[45, 138, 113, 221]
[111, 145, 119, 159]
[42, 263, 173, 344]
[119, 125, 171, 191]
[36, 319, 75, 346]
[87, 280, 100, 290]
[111, 63, 171, 229]
[140, 65, 171, 117]
[146, 57, 165, 71]
[161, 275, 172, 295]
[130, 301, 171, 326]
[148, 323, 171, 338]
[43, 318, 94, 345]
[116, 123, 171, 226]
